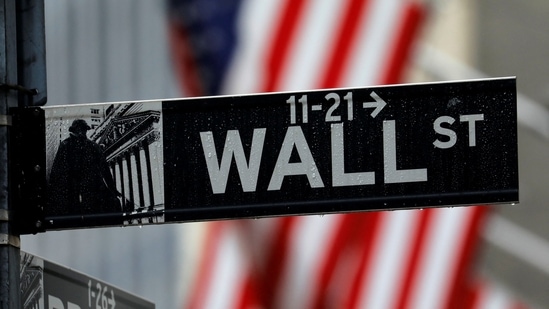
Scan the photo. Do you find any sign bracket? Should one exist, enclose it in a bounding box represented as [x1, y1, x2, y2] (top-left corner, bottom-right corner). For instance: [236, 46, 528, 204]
[0, 234, 20, 248]
[0, 209, 9, 221]
[0, 210, 19, 247]
[0, 114, 11, 126]
[10, 107, 46, 234]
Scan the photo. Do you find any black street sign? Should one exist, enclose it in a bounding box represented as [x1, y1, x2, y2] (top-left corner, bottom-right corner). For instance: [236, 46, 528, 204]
[20, 251, 155, 309]
[12, 77, 518, 233]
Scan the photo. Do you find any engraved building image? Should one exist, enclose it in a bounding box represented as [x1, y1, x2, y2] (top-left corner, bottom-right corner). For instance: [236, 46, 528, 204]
[45, 102, 165, 225]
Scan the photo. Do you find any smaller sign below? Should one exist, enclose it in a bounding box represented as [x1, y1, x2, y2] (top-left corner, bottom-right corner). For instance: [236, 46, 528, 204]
[20, 251, 155, 309]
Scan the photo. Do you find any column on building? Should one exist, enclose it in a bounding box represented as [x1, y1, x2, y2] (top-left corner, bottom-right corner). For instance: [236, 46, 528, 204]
[107, 137, 160, 213]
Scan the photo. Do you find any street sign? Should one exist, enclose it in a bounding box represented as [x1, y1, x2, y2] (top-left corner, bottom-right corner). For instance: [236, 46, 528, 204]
[12, 77, 518, 233]
[20, 251, 155, 309]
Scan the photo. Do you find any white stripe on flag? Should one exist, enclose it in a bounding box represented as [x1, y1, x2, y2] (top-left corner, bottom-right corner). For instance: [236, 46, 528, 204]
[408, 207, 473, 309]
[202, 223, 249, 309]
[357, 211, 420, 309]
[279, 0, 349, 91]
[221, 0, 282, 94]
[343, 0, 404, 86]
[274, 215, 341, 309]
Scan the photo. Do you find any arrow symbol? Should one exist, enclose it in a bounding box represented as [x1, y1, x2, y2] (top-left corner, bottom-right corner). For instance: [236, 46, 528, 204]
[362, 91, 387, 118]
[109, 289, 116, 309]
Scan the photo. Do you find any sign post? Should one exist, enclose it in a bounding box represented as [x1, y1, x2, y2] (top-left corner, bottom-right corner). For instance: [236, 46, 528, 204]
[13, 77, 519, 233]
[2, 1, 46, 307]
[1, 0, 21, 307]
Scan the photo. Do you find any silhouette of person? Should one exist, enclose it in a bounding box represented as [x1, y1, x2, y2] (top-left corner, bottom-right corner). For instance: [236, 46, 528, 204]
[48, 119, 121, 216]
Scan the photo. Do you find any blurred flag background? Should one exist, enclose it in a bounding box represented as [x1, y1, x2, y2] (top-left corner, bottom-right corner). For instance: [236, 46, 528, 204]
[21, 1, 549, 308]
[165, 1, 523, 308]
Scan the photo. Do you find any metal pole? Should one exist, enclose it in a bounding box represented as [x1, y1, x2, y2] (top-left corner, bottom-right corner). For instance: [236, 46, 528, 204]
[0, 0, 21, 308]
[16, 0, 47, 107]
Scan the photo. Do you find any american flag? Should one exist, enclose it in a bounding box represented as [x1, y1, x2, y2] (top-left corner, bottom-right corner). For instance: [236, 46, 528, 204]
[167, 0, 529, 308]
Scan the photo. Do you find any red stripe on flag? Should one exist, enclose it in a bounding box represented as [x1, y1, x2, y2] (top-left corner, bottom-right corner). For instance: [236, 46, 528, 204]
[234, 274, 261, 309]
[394, 209, 433, 309]
[167, 21, 204, 96]
[318, 0, 372, 88]
[306, 214, 377, 308]
[380, 1, 426, 84]
[308, 215, 354, 308]
[263, 0, 307, 92]
[260, 217, 297, 307]
[344, 213, 384, 309]
[305, 1, 393, 302]
[464, 279, 484, 309]
[444, 206, 490, 309]
[186, 223, 223, 309]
